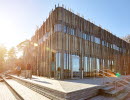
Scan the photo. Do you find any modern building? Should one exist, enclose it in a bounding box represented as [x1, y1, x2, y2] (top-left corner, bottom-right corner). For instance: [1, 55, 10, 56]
[26, 6, 130, 79]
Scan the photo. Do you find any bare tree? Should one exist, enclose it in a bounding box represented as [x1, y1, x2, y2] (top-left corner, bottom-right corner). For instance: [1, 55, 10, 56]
[0, 44, 7, 72]
[6, 47, 17, 70]
[122, 34, 130, 43]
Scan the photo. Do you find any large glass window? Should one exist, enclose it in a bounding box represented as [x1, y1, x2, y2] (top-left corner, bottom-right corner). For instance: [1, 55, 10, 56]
[72, 55, 80, 77]
[64, 53, 71, 78]
[72, 55, 79, 71]
[56, 52, 61, 79]
[96, 58, 100, 70]
[84, 57, 88, 72]
[64, 53, 71, 70]
[84, 57, 89, 77]
[56, 52, 61, 70]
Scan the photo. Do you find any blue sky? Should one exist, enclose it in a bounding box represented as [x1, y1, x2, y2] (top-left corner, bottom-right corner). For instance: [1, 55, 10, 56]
[0, 0, 130, 49]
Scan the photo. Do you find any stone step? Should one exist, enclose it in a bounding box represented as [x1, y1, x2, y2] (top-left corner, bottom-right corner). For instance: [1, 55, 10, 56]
[9, 75, 102, 100]
[88, 95, 114, 100]
[88, 92, 128, 100]
[117, 80, 128, 86]
[105, 86, 125, 96]
[125, 77, 130, 81]
[116, 92, 128, 100]
[4, 79, 50, 100]
[102, 86, 115, 92]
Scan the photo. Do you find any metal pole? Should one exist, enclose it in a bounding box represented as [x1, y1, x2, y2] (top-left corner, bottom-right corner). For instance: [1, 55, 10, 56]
[37, 46, 39, 76]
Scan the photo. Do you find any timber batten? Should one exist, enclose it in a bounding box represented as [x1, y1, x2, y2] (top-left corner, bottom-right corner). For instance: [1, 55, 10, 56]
[24, 6, 130, 79]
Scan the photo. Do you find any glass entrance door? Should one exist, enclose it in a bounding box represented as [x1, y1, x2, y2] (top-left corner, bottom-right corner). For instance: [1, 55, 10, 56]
[72, 55, 80, 78]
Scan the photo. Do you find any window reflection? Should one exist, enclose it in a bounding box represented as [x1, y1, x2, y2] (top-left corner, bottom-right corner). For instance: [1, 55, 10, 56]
[72, 55, 80, 72]
[56, 52, 61, 79]
[64, 53, 71, 78]
[72, 55, 80, 77]
[96, 58, 100, 71]
[95, 37, 100, 44]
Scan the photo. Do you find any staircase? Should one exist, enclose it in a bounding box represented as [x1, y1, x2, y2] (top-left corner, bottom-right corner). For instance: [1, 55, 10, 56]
[88, 69, 130, 100]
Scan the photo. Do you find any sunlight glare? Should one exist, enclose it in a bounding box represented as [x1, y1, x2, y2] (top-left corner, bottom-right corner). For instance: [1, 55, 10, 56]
[0, 15, 17, 49]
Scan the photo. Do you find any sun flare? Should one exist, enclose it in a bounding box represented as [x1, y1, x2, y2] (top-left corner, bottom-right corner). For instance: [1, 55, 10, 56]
[0, 16, 17, 49]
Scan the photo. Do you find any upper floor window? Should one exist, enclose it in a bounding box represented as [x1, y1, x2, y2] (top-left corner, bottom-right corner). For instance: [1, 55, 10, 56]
[63, 26, 67, 33]
[102, 41, 105, 46]
[91, 35, 94, 42]
[70, 28, 75, 35]
[86, 34, 90, 41]
[78, 31, 83, 38]
[82, 33, 87, 40]
[95, 37, 100, 44]
[54, 24, 62, 32]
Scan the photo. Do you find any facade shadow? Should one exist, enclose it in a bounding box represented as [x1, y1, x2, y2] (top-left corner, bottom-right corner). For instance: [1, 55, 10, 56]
[33, 79, 52, 84]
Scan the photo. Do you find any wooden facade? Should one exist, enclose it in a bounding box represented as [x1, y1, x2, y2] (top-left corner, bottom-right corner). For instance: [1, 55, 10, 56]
[25, 6, 130, 79]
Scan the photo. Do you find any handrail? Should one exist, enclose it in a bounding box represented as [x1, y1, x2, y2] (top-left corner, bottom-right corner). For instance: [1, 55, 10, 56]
[98, 72, 130, 93]
[97, 72, 116, 85]
[98, 72, 129, 87]
[94, 69, 130, 93]
[94, 69, 116, 84]
[94, 69, 130, 84]
[94, 69, 115, 77]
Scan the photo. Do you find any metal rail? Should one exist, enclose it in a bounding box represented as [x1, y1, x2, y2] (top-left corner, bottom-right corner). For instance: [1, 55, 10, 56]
[94, 69, 130, 92]
[94, 69, 130, 84]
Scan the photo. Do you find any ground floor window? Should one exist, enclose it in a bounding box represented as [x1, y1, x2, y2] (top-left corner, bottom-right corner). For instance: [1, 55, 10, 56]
[72, 55, 80, 78]
[55, 52, 117, 79]
[56, 52, 61, 79]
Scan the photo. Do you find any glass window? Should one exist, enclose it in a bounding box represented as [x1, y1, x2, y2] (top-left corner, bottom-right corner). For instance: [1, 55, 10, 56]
[111, 44, 113, 48]
[91, 35, 94, 42]
[86, 34, 90, 41]
[67, 27, 70, 34]
[63, 26, 67, 33]
[56, 52, 61, 70]
[64, 53, 71, 79]
[82, 33, 87, 40]
[78, 32, 82, 38]
[96, 58, 100, 70]
[57, 24, 62, 32]
[70, 28, 75, 35]
[64, 53, 67, 69]
[84, 57, 88, 72]
[95, 37, 100, 44]
[54, 24, 62, 32]
[102, 41, 104, 46]
[72, 55, 80, 72]
[107, 42, 109, 47]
